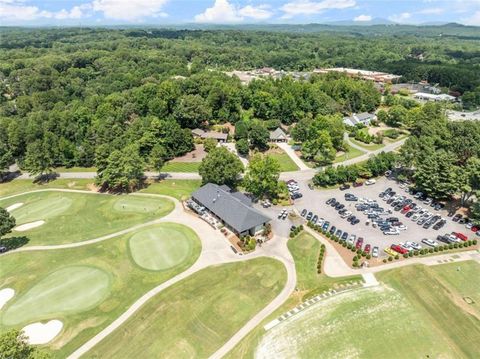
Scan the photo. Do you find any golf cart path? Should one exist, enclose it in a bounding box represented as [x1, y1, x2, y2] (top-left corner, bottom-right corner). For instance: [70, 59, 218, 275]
[343, 132, 368, 153]
[276, 142, 310, 171]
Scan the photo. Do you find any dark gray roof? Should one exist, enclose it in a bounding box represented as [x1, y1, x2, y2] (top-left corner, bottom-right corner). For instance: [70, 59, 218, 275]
[356, 112, 375, 121]
[192, 183, 270, 233]
[269, 127, 288, 140]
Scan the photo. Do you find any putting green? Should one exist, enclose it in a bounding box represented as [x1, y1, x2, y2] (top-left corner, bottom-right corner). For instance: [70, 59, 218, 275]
[8, 193, 73, 224]
[1, 266, 111, 326]
[129, 223, 197, 271]
[113, 196, 165, 213]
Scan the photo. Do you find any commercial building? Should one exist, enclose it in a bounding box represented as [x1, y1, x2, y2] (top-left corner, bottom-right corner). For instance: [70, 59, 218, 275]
[314, 68, 402, 84]
[191, 183, 271, 236]
[413, 92, 456, 102]
[192, 128, 228, 142]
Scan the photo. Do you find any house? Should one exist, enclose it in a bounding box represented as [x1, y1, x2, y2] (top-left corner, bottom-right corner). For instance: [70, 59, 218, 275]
[414, 92, 456, 102]
[269, 128, 288, 142]
[343, 112, 377, 127]
[191, 183, 271, 236]
[192, 129, 228, 143]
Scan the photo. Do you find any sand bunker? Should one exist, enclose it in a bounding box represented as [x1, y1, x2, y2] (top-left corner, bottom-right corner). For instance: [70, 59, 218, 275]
[14, 220, 45, 232]
[6, 203, 24, 212]
[0, 288, 15, 310]
[22, 320, 63, 344]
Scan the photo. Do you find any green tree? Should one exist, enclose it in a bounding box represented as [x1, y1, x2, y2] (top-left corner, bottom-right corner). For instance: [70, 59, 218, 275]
[96, 145, 144, 192]
[385, 105, 408, 127]
[244, 153, 280, 198]
[457, 157, 480, 206]
[203, 138, 218, 153]
[0, 141, 13, 174]
[149, 144, 167, 172]
[248, 123, 269, 151]
[22, 140, 53, 176]
[302, 130, 336, 165]
[235, 138, 249, 157]
[199, 146, 243, 187]
[173, 94, 211, 129]
[471, 201, 480, 225]
[0, 207, 16, 238]
[0, 329, 50, 359]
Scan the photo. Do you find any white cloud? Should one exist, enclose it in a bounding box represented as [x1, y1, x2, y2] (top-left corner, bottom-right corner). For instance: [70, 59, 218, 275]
[388, 12, 412, 23]
[195, 0, 272, 23]
[417, 7, 445, 15]
[0, 0, 89, 21]
[353, 14, 372, 22]
[463, 11, 480, 25]
[92, 0, 168, 21]
[280, 0, 356, 19]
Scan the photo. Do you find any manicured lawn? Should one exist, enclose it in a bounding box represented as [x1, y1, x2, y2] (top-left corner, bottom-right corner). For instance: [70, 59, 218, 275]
[140, 179, 201, 200]
[87, 258, 287, 359]
[333, 144, 364, 164]
[349, 137, 385, 151]
[0, 179, 94, 197]
[0, 191, 174, 246]
[0, 223, 201, 357]
[161, 161, 201, 173]
[266, 150, 299, 172]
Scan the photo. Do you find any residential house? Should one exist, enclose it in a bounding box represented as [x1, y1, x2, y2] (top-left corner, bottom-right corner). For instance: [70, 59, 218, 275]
[269, 127, 288, 142]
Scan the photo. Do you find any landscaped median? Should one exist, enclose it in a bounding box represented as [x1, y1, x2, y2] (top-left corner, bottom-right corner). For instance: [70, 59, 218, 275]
[306, 221, 478, 268]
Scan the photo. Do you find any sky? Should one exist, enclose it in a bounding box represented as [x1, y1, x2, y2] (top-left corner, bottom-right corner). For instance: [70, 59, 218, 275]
[0, 0, 479, 26]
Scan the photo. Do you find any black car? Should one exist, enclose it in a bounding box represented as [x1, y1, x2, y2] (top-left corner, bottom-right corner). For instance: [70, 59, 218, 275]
[423, 222, 432, 229]
[306, 212, 313, 220]
[405, 211, 414, 218]
[459, 217, 467, 224]
[352, 218, 360, 225]
[326, 198, 335, 205]
[433, 219, 446, 230]
[434, 203, 444, 211]
[335, 229, 343, 238]
[387, 198, 395, 205]
[335, 203, 344, 210]
[339, 184, 350, 191]
[329, 226, 336, 234]
[290, 225, 297, 231]
[291, 192, 303, 200]
[452, 214, 462, 222]
[345, 194, 358, 201]
[437, 235, 451, 244]
[301, 209, 307, 217]
[385, 187, 393, 194]
[330, 199, 338, 207]
[341, 232, 349, 241]
[339, 209, 347, 215]
[394, 205, 403, 211]
[0, 246, 7, 253]
[312, 215, 319, 224]
[410, 203, 417, 209]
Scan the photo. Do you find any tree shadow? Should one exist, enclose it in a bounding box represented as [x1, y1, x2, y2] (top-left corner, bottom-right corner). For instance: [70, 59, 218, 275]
[0, 236, 29, 251]
[33, 173, 59, 184]
[0, 170, 21, 183]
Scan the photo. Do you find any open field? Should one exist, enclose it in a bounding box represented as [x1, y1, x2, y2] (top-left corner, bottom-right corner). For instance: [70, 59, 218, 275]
[225, 233, 360, 359]
[251, 261, 480, 359]
[161, 161, 201, 173]
[0, 191, 174, 246]
[0, 179, 94, 197]
[86, 258, 287, 359]
[333, 144, 364, 164]
[140, 179, 201, 200]
[266, 149, 299, 172]
[0, 223, 201, 357]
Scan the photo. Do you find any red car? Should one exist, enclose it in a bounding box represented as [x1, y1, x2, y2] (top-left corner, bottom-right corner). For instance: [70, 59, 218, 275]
[356, 237, 364, 250]
[391, 244, 408, 255]
[364, 244, 371, 253]
[401, 206, 411, 214]
[471, 226, 479, 232]
[353, 182, 363, 187]
[454, 232, 468, 241]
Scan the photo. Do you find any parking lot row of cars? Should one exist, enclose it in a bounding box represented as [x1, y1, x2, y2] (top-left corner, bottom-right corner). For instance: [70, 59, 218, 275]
[286, 179, 303, 200]
[300, 206, 379, 258]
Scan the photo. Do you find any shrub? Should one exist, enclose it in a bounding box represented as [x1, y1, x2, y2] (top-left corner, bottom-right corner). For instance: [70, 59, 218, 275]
[388, 256, 393, 262]
[434, 247, 439, 252]
[414, 250, 419, 256]
[383, 258, 387, 263]
[408, 252, 413, 257]
[429, 248, 434, 253]
[473, 239, 478, 245]
[366, 254, 371, 260]
[448, 244, 454, 250]
[351, 247, 356, 253]
[454, 243, 459, 248]
[342, 242, 347, 247]
[403, 253, 408, 258]
[394, 254, 399, 260]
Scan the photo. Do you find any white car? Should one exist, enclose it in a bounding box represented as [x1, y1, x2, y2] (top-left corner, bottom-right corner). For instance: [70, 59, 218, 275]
[399, 242, 413, 251]
[341, 211, 352, 219]
[411, 213, 421, 222]
[384, 229, 400, 235]
[348, 234, 356, 245]
[397, 225, 408, 231]
[372, 246, 379, 257]
[466, 223, 473, 229]
[365, 179, 376, 185]
[422, 238, 438, 247]
[406, 241, 422, 250]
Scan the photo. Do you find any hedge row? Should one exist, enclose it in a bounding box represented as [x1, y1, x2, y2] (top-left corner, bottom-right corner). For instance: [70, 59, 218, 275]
[317, 244, 326, 274]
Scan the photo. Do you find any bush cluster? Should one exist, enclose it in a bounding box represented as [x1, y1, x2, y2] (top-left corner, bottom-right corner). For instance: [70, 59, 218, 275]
[289, 224, 304, 238]
[317, 244, 326, 274]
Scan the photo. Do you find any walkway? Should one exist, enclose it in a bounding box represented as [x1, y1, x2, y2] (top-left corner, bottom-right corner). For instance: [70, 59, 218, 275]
[276, 142, 310, 171]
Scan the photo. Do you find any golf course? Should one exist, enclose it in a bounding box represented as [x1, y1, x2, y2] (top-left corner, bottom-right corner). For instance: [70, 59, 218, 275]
[0, 222, 201, 357]
[0, 191, 174, 246]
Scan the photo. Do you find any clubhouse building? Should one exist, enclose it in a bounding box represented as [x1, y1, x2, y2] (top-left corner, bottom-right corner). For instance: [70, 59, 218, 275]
[191, 183, 271, 237]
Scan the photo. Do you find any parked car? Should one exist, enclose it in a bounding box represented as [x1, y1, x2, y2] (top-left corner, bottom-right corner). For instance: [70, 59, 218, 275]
[356, 237, 364, 250]
[422, 238, 438, 247]
[391, 244, 408, 255]
[306, 211, 313, 220]
[301, 209, 307, 217]
[406, 241, 422, 250]
[322, 221, 330, 231]
[384, 229, 400, 235]
[311, 215, 318, 224]
[329, 226, 336, 234]
[341, 232, 349, 241]
[326, 198, 335, 205]
[339, 184, 350, 191]
[353, 181, 363, 187]
[364, 244, 371, 254]
[365, 179, 376, 185]
[335, 229, 343, 238]
[348, 234, 356, 245]
[453, 232, 468, 241]
[0, 246, 7, 253]
[372, 246, 379, 257]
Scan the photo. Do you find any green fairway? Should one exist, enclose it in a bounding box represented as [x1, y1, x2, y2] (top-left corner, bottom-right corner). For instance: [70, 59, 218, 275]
[86, 258, 287, 359]
[2, 266, 111, 326]
[333, 144, 364, 163]
[140, 179, 201, 200]
[0, 223, 201, 357]
[161, 161, 201, 173]
[266, 150, 299, 172]
[129, 223, 197, 271]
[0, 191, 174, 246]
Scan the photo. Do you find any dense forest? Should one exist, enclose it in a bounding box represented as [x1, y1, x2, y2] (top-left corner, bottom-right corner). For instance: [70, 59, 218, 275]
[0, 26, 479, 185]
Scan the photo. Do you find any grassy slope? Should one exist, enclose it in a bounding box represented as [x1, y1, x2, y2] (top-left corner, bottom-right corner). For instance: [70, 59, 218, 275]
[225, 232, 360, 359]
[0, 192, 174, 246]
[333, 144, 364, 164]
[0, 223, 201, 358]
[266, 151, 299, 172]
[140, 179, 201, 200]
[86, 258, 287, 359]
[0, 179, 93, 197]
[161, 161, 201, 173]
[349, 137, 385, 151]
[378, 261, 480, 358]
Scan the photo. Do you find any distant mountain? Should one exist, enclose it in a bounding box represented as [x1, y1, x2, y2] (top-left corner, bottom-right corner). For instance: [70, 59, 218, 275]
[327, 18, 395, 26]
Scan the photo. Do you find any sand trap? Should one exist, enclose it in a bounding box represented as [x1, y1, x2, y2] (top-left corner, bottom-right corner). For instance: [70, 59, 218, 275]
[22, 320, 63, 344]
[0, 288, 15, 310]
[6, 203, 24, 212]
[14, 220, 45, 232]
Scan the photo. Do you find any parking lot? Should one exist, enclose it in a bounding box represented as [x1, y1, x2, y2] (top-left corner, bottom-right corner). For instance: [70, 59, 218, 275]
[269, 176, 477, 258]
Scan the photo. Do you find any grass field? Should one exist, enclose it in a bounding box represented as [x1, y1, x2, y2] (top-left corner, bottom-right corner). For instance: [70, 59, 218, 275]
[349, 137, 385, 151]
[225, 232, 360, 359]
[86, 258, 287, 359]
[333, 144, 364, 164]
[0, 179, 93, 197]
[129, 223, 197, 271]
[0, 191, 174, 246]
[0, 223, 201, 357]
[161, 161, 201, 173]
[251, 260, 480, 359]
[266, 150, 299, 172]
[140, 179, 201, 200]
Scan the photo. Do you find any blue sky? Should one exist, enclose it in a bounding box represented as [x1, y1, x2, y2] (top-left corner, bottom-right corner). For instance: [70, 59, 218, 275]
[1, 0, 479, 26]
